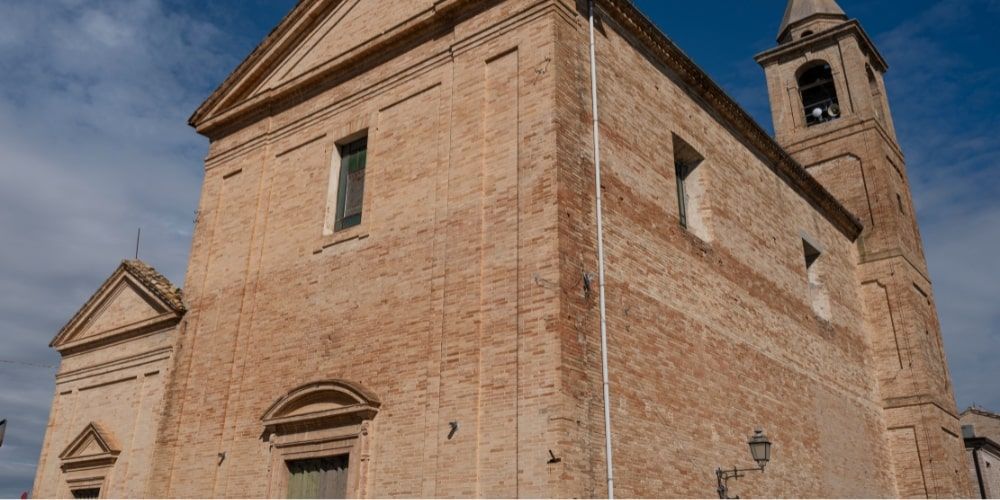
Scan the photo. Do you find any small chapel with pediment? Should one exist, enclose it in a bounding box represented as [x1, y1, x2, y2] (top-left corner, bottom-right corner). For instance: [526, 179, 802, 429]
[34, 0, 971, 497]
[34, 260, 184, 498]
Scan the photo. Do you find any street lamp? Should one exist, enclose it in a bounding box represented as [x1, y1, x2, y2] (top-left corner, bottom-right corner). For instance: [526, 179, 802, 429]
[715, 429, 772, 499]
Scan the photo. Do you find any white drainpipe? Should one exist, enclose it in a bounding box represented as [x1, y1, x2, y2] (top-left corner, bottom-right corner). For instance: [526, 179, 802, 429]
[588, 0, 615, 498]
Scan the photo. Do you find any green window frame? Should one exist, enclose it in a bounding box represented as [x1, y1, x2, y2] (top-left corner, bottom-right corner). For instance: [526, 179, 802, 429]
[334, 137, 367, 231]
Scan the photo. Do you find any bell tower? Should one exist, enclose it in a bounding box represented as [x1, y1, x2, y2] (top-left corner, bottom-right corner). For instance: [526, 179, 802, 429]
[756, 1, 971, 497]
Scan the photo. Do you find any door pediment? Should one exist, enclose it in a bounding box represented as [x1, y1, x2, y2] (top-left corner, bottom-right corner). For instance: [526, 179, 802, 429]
[59, 422, 120, 470]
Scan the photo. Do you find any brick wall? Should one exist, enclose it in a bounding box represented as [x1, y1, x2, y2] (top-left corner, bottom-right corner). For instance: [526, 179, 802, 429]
[967, 445, 1000, 498]
[150, 1, 571, 496]
[31, 0, 967, 498]
[965, 412, 1000, 443]
[551, 6, 896, 497]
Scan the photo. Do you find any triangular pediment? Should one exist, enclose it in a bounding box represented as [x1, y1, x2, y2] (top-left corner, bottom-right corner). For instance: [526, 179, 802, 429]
[51, 260, 184, 351]
[59, 422, 120, 461]
[75, 280, 163, 340]
[190, 0, 437, 132]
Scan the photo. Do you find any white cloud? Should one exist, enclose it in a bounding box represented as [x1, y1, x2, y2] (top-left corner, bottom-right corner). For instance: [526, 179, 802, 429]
[0, 0, 245, 495]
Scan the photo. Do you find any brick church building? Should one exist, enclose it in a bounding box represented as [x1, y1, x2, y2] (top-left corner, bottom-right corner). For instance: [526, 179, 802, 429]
[33, 0, 971, 497]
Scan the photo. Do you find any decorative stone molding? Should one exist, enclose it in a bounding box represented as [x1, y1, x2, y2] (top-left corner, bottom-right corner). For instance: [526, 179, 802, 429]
[59, 423, 120, 495]
[50, 260, 184, 355]
[262, 380, 380, 497]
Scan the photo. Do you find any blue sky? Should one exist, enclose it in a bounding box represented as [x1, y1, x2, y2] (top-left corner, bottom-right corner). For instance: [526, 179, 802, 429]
[0, 0, 997, 496]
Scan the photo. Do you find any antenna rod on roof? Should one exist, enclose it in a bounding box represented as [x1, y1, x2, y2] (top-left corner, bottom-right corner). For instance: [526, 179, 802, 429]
[135, 228, 141, 260]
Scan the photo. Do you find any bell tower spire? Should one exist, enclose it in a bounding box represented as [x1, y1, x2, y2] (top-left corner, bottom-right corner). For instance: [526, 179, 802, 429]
[756, 3, 972, 498]
[777, 0, 847, 43]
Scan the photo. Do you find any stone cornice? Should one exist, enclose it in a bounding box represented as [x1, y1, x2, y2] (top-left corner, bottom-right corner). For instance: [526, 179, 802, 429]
[601, 0, 863, 240]
[754, 19, 888, 72]
[189, 0, 490, 136]
[55, 315, 180, 357]
[188, 0, 315, 128]
[964, 406, 1000, 421]
[782, 115, 905, 163]
[56, 346, 173, 383]
[190, 0, 863, 239]
[965, 436, 1000, 456]
[884, 394, 960, 420]
[199, 0, 570, 166]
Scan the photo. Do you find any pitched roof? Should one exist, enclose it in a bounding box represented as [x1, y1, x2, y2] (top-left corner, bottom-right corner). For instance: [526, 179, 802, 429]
[963, 406, 1000, 421]
[778, 0, 847, 40]
[120, 260, 184, 312]
[51, 260, 184, 347]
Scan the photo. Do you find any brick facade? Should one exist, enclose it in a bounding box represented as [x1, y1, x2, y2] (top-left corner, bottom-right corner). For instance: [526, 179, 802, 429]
[965, 442, 1000, 498]
[34, 0, 968, 497]
[963, 408, 1000, 498]
[965, 409, 1000, 443]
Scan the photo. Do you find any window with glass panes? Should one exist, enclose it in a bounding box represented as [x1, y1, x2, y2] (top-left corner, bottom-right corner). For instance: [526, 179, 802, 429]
[335, 137, 367, 231]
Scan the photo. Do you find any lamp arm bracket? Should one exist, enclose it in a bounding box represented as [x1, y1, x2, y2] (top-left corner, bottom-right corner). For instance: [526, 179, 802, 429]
[716, 466, 766, 499]
[717, 466, 764, 480]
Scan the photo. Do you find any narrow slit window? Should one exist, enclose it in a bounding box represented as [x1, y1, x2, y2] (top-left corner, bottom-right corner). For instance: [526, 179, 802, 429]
[287, 455, 350, 499]
[803, 241, 821, 268]
[803, 238, 831, 320]
[72, 489, 100, 499]
[867, 66, 887, 123]
[671, 134, 708, 239]
[334, 137, 367, 231]
[675, 160, 689, 228]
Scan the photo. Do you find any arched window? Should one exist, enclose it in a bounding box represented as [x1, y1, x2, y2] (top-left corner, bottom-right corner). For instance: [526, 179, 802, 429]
[262, 380, 381, 499]
[800, 30, 814, 38]
[798, 62, 840, 126]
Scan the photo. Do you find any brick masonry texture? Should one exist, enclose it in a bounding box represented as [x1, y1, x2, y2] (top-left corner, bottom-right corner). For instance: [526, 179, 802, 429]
[33, 0, 969, 497]
[962, 409, 1000, 498]
[966, 446, 1000, 498]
